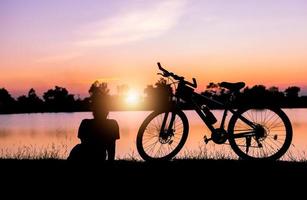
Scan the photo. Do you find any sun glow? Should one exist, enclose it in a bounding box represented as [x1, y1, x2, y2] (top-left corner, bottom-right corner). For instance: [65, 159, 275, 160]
[125, 90, 140, 105]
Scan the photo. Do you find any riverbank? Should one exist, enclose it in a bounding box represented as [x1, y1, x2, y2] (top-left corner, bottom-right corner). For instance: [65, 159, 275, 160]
[0, 159, 306, 196]
[1, 159, 306, 181]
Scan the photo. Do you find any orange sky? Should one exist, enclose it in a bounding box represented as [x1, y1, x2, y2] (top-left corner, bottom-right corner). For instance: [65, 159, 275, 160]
[1, 0, 307, 97]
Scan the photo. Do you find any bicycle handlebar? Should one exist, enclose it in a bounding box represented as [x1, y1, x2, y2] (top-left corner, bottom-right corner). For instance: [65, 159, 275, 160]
[157, 62, 197, 88]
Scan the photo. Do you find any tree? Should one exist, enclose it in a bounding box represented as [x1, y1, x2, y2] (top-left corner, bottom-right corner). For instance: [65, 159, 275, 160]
[117, 84, 129, 96]
[144, 78, 173, 110]
[236, 85, 270, 107]
[247, 85, 266, 96]
[17, 88, 43, 112]
[206, 82, 220, 94]
[266, 86, 285, 105]
[268, 86, 279, 93]
[285, 86, 300, 99]
[43, 86, 75, 112]
[0, 88, 15, 113]
[284, 86, 301, 107]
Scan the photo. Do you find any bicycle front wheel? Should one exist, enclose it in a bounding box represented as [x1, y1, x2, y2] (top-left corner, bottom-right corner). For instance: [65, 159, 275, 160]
[136, 110, 189, 161]
[228, 107, 292, 160]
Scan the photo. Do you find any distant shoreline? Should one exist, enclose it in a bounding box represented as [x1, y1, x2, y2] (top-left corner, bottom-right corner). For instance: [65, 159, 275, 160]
[1, 106, 307, 115]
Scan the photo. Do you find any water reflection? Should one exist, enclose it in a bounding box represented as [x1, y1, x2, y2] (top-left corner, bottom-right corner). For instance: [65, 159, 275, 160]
[0, 129, 10, 138]
[0, 109, 306, 160]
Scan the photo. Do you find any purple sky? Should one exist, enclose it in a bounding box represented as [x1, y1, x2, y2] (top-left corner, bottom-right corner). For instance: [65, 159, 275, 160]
[1, 0, 307, 97]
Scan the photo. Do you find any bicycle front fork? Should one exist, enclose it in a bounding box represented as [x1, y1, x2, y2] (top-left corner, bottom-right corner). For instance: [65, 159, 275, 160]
[160, 112, 176, 136]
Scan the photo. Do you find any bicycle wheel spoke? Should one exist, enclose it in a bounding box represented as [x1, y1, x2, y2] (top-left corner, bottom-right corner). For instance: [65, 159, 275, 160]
[267, 137, 285, 146]
[263, 140, 279, 153]
[142, 136, 156, 144]
[265, 112, 279, 127]
[267, 134, 286, 139]
[144, 138, 159, 149]
[145, 141, 159, 154]
[230, 108, 291, 159]
[267, 121, 284, 130]
[138, 110, 188, 160]
[267, 116, 281, 129]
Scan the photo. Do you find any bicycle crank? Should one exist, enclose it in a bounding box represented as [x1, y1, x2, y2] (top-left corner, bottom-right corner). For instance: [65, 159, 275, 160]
[204, 128, 228, 144]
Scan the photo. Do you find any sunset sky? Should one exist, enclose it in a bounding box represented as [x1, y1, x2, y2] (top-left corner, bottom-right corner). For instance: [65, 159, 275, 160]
[1, 0, 307, 97]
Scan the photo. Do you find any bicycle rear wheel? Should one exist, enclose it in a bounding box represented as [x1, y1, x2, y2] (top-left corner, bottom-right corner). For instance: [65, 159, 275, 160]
[228, 107, 292, 160]
[136, 110, 189, 161]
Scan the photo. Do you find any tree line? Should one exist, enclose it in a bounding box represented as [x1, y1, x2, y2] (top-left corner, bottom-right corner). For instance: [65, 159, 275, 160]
[143, 79, 307, 109]
[199, 83, 305, 109]
[0, 80, 306, 114]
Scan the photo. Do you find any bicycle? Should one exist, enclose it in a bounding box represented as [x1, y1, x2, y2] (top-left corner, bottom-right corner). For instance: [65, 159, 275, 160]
[136, 63, 292, 161]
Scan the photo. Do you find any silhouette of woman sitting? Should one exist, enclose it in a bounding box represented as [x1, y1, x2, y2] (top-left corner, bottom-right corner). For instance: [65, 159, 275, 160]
[68, 82, 120, 161]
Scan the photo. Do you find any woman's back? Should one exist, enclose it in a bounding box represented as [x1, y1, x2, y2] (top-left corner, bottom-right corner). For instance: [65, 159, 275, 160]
[78, 118, 119, 145]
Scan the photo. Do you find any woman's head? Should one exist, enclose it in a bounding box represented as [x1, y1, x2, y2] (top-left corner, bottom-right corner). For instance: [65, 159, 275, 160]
[91, 94, 109, 120]
[89, 81, 110, 120]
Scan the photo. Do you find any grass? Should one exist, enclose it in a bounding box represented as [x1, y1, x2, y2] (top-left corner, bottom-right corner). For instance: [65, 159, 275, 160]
[1, 143, 307, 162]
[0, 147, 306, 194]
[175, 145, 236, 160]
[0, 143, 68, 159]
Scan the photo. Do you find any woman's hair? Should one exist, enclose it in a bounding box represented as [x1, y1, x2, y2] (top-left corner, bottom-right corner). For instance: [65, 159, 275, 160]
[88, 81, 110, 114]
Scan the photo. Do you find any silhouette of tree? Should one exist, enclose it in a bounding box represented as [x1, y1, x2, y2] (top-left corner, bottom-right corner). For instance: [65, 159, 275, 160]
[205, 82, 220, 95]
[201, 83, 288, 108]
[43, 86, 75, 112]
[284, 86, 301, 107]
[80, 97, 91, 111]
[267, 86, 285, 106]
[268, 86, 279, 93]
[0, 88, 15, 113]
[155, 78, 173, 96]
[144, 78, 172, 110]
[239, 85, 267, 106]
[0, 88, 15, 103]
[285, 86, 300, 99]
[199, 82, 229, 108]
[117, 84, 129, 96]
[1, 82, 307, 114]
[144, 85, 154, 107]
[17, 88, 44, 113]
[73, 95, 87, 112]
[115, 84, 129, 110]
[245, 85, 266, 96]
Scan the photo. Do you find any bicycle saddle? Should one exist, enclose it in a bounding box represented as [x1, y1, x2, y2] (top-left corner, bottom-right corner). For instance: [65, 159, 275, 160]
[219, 82, 245, 92]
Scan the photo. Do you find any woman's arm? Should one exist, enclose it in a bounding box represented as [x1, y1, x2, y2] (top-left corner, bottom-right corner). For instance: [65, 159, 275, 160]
[78, 119, 90, 143]
[106, 140, 116, 161]
[108, 119, 120, 140]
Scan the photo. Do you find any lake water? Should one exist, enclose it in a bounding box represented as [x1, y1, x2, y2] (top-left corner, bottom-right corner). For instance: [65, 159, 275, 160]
[0, 109, 306, 160]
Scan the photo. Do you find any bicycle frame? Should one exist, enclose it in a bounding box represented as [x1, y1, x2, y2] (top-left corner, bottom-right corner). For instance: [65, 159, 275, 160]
[160, 89, 258, 140]
[190, 92, 257, 136]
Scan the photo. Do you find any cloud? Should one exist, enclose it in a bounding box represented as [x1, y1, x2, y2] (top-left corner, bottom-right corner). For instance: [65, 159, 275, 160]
[35, 1, 187, 63]
[35, 51, 82, 63]
[76, 0, 187, 47]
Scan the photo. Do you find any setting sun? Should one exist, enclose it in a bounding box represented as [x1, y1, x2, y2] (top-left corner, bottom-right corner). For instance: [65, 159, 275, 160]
[125, 90, 140, 105]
